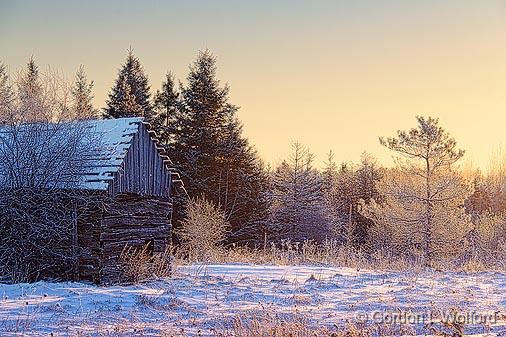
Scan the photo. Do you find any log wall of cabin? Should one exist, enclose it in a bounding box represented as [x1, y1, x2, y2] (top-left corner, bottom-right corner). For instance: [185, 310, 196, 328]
[109, 123, 172, 198]
[77, 199, 105, 284]
[77, 122, 175, 284]
[98, 193, 172, 284]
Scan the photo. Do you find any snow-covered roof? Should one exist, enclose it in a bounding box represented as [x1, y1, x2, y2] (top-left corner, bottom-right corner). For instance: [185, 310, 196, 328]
[0, 117, 144, 191]
[0, 117, 187, 195]
[79, 117, 144, 190]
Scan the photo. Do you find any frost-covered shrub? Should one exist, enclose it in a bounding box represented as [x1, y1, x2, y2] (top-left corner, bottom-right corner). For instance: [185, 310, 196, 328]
[176, 197, 229, 261]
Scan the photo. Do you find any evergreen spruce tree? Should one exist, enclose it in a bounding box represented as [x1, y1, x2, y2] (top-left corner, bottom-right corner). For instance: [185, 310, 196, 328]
[103, 50, 151, 118]
[269, 143, 326, 242]
[148, 72, 179, 148]
[322, 152, 383, 247]
[171, 50, 269, 243]
[353, 153, 383, 245]
[217, 113, 270, 242]
[117, 77, 144, 116]
[71, 65, 98, 120]
[322, 151, 338, 194]
[26, 57, 38, 81]
[18, 57, 44, 121]
[173, 50, 232, 197]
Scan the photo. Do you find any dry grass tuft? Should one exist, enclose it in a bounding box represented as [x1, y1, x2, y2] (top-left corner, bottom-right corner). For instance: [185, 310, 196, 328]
[215, 316, 374, 337]
[118, 244, 173, 284]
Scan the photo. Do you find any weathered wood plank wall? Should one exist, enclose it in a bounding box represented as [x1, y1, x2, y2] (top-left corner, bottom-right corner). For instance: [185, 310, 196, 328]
[109, 123, 172, 198]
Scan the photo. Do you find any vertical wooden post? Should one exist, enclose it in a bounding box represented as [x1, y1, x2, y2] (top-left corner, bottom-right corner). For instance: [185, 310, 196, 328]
[72, 206, 79, 281]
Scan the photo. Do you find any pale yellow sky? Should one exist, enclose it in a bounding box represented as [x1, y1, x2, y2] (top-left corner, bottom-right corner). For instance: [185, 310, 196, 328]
[1, 1, 506, 170]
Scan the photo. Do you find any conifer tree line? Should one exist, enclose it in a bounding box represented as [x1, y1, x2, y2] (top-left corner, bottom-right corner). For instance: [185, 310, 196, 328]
[1, 51, 506, 267]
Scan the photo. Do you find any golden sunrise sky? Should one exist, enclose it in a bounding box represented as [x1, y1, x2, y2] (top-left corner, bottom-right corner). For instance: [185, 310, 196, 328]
[1, 1, 506, 170]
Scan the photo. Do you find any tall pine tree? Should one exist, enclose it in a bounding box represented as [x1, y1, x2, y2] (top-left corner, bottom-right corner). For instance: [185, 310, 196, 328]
[71, 65, 98, 120]
[361, 116, 470, 265]
[103, 50, 151, 118]
[171, 50, 269, 244]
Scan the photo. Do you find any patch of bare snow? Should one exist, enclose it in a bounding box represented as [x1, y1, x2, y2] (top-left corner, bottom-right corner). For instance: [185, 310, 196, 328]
[0, 264, 504, 336]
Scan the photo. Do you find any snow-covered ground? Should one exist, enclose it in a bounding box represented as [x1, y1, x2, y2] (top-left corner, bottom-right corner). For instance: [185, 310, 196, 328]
[0, 264, 505, 336]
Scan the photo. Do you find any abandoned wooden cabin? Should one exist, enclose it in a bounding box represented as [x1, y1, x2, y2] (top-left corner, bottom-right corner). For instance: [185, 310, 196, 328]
[70, 117, 185, 284]
[0, 117, 185, 283]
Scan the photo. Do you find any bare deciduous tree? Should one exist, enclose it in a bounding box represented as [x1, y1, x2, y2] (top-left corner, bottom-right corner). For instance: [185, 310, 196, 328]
[0, 60, 101, 282]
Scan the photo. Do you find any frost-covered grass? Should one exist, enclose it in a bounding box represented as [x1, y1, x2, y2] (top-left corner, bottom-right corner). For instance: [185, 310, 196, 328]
[0, 264, 505, 336]
[177, 240, 506, 273]
[176, 240, 424, 272]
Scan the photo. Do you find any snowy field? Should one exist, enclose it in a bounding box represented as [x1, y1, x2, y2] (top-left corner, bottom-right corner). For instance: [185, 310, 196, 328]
[0, 264, 505, 336]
